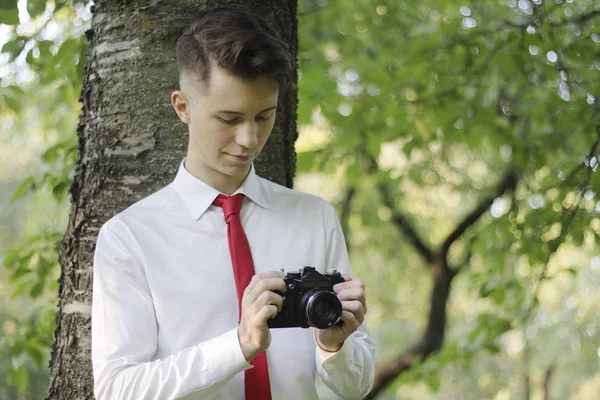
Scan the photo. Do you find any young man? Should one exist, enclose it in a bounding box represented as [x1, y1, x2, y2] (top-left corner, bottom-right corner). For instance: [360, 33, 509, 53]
[91, 8, 375, 400]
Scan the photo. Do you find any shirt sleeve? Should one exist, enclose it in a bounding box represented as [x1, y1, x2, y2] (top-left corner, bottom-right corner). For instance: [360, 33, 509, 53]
[91, 215, 252, 400]
[314, 201, 376, 399]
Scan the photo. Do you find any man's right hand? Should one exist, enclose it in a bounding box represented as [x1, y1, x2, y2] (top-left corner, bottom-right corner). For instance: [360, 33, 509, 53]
[237, 270, 287, 362]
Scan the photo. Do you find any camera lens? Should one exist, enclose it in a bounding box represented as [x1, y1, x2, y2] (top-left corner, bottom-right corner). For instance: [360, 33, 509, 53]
[302, 290, 342, 329]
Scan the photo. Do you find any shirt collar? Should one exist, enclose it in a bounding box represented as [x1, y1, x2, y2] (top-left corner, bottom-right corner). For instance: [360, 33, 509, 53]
[173, 158, 270, 221]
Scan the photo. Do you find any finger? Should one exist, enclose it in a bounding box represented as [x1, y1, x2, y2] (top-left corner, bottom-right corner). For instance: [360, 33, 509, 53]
[339, 310, 359, 329]
[244, 270, 286, 294]
[333, 278, 364, 293]
[341, 300, 365, 322]
[341, 274, 353, 282]
[335, 285, 367, 314]
[255, 291, 284, 313]
[257, 304, 279, 324]
[336, 287, 365, 303]
[245, 277, 287, 302]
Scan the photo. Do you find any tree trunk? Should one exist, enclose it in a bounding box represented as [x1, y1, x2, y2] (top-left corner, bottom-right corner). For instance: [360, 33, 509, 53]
[46, 1, 298, 398]
[365, 259, 455, 399]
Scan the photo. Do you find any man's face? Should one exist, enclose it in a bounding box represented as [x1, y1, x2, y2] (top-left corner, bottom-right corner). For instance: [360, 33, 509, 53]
[171, 67, 279, 192]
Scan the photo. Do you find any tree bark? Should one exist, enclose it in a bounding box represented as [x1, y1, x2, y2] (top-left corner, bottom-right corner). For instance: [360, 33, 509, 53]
[46, 1, 298, 398]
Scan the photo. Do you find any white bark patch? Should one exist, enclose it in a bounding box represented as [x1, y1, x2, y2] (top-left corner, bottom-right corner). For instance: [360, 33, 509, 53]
[121, 175, 149, 185]
[105, 131, 156, 157]
[96, 39, 142, 65]
[118, 186, 134, 195]
[96, 69, 142, 81]
[62, 302, 92, 316]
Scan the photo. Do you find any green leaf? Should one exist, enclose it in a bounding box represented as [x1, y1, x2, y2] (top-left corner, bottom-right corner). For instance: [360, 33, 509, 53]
[10, 177, 35, 203]
[48, 279, 59, 292]
[8, 84, 24, 96]
[52, 180, 71, 201]
[30, 280, 45, 299]
[296, 151, 316, 173]
[491, 288, 505, 305]
[25, 47, 34, 65]
[38, 39, 53, 59]
[3, 248, 22, 267]
[402, 137, 421, 157]
[0, 0, 18, 10]
[76, 39, 87, 81]
[35, 256, 53, 278]
[564, 267, 577, 276]
[570, 228, 585, 247]
[408, 165, 423, 184]
[4, 93, 21, 113]
[11, 279, 32, 300]
[26, 341, 46, 368]
[55, 37, 79, 60]
[345, 161, 362, 186]
[9, 265, 32, 283]
[1, 37, 26, 59]
[365, 134, 381, 158]
[41, 145, 58, 164]
[484, 342, 501, 354]
[26, 0, 46, 18]
[425, 371, 441, 391]
[0, 7, 19, 24]
[14, 364, 29, 395]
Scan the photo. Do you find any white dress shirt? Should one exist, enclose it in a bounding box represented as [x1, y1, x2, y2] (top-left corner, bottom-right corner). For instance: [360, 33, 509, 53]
[91, 159, 375, 400]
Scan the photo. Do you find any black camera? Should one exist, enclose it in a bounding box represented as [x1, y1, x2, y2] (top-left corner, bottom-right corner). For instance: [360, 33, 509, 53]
[268, 266, 345, 329]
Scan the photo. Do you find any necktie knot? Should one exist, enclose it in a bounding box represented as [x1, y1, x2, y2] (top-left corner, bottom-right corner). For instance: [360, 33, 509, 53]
[213, 193, 245, 223]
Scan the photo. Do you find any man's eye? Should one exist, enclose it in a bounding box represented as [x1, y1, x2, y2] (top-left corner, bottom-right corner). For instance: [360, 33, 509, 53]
[256, 113, 273, 121]
[218, 117, 238, 125]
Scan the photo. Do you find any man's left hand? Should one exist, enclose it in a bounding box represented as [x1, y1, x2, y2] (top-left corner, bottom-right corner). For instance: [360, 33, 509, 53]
[315, 274, 367, 352]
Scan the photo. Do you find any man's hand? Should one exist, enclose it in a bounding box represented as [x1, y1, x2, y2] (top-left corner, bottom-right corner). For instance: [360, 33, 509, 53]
[315, 274, 367, 352]
[237, 270, 286, 362]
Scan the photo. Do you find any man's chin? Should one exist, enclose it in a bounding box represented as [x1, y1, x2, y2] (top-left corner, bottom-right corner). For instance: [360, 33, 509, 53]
[220, 163, 251, 177]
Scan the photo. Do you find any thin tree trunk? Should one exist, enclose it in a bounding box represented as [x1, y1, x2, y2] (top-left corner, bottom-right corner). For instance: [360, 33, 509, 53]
[365, 171, 517, 398]
[46, 1, 298, 398]
[523, 339, 531, 400]
[364, 259, 455, 399]
[542, 366, 554, 400]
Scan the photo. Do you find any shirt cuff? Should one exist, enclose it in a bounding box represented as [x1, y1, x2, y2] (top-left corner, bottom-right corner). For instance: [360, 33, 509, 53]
[201, 327, 253, 382]
[314, 332, 356, 367]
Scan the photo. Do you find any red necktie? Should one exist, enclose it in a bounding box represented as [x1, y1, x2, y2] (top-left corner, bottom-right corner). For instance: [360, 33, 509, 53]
[213, 194, 272, 400]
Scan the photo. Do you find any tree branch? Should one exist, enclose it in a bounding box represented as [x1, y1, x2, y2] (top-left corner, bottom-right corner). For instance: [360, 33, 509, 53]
[365, 170, 518, 399]
[548, 9, 599, 25]
[377, 183, 435, 264]
[339, 186, 356, 249]
[543, 365, 554, 400]
[365, 257, 455, 399]
[440, 170, 518, 257]
[528, 124, 599, 313]
[362, 148, 436, 265]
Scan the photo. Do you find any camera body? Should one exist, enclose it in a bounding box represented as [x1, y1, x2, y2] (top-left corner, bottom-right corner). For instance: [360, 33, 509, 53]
[268, 266, 345, 329]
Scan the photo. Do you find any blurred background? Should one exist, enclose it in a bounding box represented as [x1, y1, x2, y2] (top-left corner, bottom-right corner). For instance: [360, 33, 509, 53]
[1, 0, 599, 399]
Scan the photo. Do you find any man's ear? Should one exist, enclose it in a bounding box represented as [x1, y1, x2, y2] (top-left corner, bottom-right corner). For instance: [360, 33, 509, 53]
[171, 90, 190, 124]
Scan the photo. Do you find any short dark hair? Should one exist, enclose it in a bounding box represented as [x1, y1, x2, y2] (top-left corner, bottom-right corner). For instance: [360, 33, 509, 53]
[176, 8, 292, 88]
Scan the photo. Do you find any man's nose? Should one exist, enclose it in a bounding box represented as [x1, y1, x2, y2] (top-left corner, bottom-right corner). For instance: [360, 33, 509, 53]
[235, 122, 259, 149]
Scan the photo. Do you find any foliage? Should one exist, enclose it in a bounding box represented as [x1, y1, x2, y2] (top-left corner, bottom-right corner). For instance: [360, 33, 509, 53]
[1, 0, 599, 398]
[297, 0, 600, 397]
[0, 0, 89, 397]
